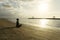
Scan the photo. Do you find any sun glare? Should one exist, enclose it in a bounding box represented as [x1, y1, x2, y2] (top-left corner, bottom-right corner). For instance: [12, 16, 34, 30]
[37, 0, 48, 13]
[39, 19, 49, 28]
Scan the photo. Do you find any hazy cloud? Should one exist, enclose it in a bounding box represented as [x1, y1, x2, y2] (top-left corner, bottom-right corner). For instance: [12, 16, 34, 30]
[0, 0, 58, 18]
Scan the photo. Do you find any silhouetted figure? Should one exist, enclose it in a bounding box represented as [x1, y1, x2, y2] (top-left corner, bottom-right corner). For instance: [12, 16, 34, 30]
[16, 18, 22, 28]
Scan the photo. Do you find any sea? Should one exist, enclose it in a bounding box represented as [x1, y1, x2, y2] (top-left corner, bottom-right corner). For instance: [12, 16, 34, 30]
[7, 18, 60, 29]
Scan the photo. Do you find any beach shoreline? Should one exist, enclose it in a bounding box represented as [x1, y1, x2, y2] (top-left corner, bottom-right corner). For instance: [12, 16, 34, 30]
[0, 18, 60, 40]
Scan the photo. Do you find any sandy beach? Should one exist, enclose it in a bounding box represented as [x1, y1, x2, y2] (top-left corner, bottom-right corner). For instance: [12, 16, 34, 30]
[0, 18, 60, 40]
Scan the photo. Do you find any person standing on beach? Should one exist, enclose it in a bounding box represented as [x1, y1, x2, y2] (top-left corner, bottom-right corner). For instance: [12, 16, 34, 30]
[16, 18, 22, 28]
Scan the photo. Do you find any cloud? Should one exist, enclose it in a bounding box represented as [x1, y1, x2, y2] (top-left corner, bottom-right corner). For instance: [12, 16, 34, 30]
[0, 8, 12, 18]
[20, 0, 33, 1]
[2, 3, 12, 8]
[0, 0, 43, 18]
[0, 0, 3, 1]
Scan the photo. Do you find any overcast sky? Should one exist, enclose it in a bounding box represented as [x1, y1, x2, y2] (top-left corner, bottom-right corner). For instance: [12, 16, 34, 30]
[0, 0, 60, 18]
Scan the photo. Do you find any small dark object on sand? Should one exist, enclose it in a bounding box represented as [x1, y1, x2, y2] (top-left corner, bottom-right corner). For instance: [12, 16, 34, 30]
[16, 18, 22, 28]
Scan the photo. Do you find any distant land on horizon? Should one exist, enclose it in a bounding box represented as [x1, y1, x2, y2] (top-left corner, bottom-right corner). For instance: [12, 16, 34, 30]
[28, 17, 60, 20]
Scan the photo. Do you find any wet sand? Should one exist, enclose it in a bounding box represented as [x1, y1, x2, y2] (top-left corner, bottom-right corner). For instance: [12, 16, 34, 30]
[0, 18, 60, 40]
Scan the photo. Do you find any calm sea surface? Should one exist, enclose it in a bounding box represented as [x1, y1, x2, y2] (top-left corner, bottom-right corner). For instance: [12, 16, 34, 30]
[8, 18, 60, 28]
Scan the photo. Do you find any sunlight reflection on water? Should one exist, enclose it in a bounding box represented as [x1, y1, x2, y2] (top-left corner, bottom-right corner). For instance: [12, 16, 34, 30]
[39, 19, 49, 28]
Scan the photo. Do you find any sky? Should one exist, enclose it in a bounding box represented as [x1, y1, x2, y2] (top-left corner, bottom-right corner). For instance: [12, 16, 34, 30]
[0, 0, 60, 18]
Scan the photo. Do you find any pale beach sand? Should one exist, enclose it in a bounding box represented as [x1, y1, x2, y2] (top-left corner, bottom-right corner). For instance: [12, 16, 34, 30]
[0, 18, 60, 40]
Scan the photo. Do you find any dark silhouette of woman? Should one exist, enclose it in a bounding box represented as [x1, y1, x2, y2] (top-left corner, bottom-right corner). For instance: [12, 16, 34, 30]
[16, 18, 22, 28]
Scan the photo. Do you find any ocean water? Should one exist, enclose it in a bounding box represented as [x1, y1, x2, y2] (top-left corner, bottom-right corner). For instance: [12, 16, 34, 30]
[8, 18, 60, 28]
